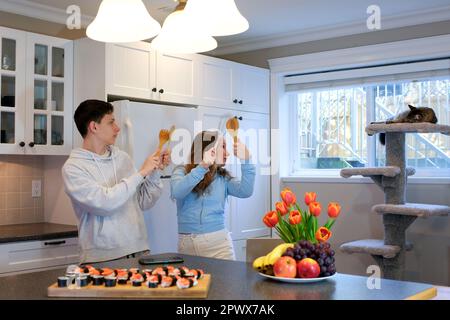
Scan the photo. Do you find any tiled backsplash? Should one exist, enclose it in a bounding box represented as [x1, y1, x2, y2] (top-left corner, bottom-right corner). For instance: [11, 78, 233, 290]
[0, 155, 44, 225]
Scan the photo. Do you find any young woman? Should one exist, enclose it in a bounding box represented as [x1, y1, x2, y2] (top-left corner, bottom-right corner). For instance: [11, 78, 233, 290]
[170, 131, 255, 260]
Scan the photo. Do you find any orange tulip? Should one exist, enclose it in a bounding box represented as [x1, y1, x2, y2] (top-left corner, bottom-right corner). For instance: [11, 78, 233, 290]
[289, 210, 302, 225]
[263, 211, 278, 228]
[275, 201, 289, 216]
[309, 202, 321, 217]
[315, 227, 332, 242]
[280, 188, 296, 207]
[304, 192, 317, 206]
[328, 202, 341, 218]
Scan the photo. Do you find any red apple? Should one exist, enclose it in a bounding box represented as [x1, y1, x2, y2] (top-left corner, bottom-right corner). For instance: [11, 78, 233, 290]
[297, 258, 320, 278]
[273, 256, 297, 278]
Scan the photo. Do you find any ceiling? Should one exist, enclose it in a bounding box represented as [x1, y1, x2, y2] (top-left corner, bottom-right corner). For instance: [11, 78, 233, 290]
[3, 0, 450, 54]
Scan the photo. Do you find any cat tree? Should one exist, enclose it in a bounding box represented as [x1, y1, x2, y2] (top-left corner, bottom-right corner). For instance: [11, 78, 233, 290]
[339, 122, 450, 280]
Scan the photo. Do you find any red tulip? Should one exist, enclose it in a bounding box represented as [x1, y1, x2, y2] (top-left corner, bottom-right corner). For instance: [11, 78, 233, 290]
[309, 202, 321, 217]
[263, 211, 278, 228]
[304, 192, 317, 206]
[275, 201, 289, 216]
[289, 210, 302, 225]
[315, 227, 332, 242]
[328, 202, 341, 218]
[280, 188, 296, 207]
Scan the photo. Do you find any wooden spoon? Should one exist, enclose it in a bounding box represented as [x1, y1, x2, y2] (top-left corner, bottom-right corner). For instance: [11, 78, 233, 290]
[226, 116, 239, 143]
[156, 125, 175, 156]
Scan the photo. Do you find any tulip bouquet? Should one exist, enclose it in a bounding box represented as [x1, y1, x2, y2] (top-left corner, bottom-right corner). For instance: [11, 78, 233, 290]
[263, 188, 341, 244]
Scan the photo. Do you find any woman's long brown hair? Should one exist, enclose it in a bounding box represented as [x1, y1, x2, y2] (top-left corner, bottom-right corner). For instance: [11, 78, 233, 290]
[185, 131, 231, 195]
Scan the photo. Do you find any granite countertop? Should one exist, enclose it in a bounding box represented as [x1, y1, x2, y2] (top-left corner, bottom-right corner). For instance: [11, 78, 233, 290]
[0, 253, 436, 300]
[0, 223, 78, 244]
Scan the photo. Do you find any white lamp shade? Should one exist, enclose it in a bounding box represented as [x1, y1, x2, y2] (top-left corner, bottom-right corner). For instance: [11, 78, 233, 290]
[185, 0, 249, 36]
[151, 10, 217, 54]
[87, 0, 161, 43]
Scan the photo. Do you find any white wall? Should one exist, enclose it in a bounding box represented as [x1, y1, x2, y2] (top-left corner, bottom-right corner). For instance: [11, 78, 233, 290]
[43, 155, 77, 225]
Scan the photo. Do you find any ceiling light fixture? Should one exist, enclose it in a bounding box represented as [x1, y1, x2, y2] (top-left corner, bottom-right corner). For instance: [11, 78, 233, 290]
[86, 0, 161, 43]
[150, 0, 217, 54]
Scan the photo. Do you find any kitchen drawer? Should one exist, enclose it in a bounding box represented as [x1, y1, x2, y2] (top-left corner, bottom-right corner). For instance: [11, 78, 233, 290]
[0, 237, 80, 274]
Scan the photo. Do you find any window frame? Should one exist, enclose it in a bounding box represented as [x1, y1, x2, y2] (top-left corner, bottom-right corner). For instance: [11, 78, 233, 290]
[269, 35, 450, 184]
[289, 81, 450, 179]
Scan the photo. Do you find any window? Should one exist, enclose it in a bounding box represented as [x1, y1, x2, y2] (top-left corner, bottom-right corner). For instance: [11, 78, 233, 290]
[289, 77, 450, 177]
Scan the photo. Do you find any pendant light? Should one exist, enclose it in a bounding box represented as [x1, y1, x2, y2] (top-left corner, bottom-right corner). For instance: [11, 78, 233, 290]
[151, 0, 217, 54]
[185, 0, 249, 36]
[87, 0, 161, 43]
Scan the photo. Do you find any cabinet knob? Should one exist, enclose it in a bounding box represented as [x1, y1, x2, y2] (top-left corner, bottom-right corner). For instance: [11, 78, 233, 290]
[152, 87, 157, 92]
[238, 100, 243, 104]
[28, 142, 35, 148]
[159, 89, 164, 94]
[19, 141, 25, 147]
[233, 99, 238, 103]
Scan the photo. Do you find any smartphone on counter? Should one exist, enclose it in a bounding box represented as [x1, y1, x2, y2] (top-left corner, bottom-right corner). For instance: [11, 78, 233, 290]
[138, 255, 184, 265]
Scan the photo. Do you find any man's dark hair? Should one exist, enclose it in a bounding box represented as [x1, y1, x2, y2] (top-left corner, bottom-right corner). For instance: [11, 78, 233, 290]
[74, 100, 114, 138]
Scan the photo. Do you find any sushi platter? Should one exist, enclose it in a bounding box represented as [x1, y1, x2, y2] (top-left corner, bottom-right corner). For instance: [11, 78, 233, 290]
[47, 265, 211, 299]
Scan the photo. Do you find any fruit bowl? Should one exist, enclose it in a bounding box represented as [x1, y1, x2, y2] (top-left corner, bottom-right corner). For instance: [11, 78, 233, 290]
[253, 241, 337, 281]
[258, 272, 336, 283]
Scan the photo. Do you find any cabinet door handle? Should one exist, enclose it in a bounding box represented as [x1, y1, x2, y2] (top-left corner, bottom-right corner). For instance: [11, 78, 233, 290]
[19, 141, 25, 147]
[159, 89, 164, 94]
[44, 240, 66, 246]
[152, 87, 157, 92]
[233, 99, 238, 103]
[238, 100, 243, 104]
[28, 142, 35, 147]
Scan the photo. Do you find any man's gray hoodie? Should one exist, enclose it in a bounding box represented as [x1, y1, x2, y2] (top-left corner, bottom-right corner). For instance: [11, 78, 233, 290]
[62, 146, 162, 263]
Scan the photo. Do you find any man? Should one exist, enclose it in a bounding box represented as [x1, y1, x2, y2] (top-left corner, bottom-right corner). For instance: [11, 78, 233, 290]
[62, 99, 170, 263]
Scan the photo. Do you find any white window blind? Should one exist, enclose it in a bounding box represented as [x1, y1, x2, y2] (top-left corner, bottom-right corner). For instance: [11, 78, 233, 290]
[284, 59, 450, 92]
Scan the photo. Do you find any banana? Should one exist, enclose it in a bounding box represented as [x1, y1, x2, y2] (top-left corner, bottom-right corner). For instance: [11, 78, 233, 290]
[252, 243, 295, 274]
[252, 256, 266, 271]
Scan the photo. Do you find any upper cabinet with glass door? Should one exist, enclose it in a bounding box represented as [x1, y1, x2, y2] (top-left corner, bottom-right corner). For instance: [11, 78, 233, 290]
[0, 27, 26, 154]
[26, 33, 73, 155]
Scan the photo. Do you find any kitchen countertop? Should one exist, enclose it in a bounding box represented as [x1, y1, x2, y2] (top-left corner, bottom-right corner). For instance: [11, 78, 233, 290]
[0, 223, 78, 244]
[0, 253, 436, 300]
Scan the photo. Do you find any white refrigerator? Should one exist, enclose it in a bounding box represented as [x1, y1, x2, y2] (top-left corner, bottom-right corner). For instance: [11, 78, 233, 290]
[112, 100, 198, 254]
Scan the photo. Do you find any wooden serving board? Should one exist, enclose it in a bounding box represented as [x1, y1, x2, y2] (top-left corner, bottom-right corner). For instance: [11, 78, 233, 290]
[47, 274, 211, 299]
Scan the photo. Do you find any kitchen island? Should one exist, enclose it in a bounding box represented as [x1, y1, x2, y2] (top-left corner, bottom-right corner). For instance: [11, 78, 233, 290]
[0, 253, 436, 300]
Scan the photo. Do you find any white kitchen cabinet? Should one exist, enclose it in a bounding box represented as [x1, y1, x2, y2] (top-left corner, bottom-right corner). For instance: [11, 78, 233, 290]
[0, 237, 79, 275]
[199, 56, 269, 114]
[105, 42, 200, 105]
[197, 106, 271, 243]
[25, 33, 73, 155]
[0, 27, 26, 154]
[0, 27, 73, 155]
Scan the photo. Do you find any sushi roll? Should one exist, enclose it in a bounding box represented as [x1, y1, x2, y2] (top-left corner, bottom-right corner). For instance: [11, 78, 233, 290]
[160, 276, 177, 288]
[130, 273, 144, 287]
[100, 268, 114, 277]
[129, 268, 139, 274]
[146, 275, 161, 288]
[179, 266, 190, 277]
[117, 272, 129, 285]
[76, 276, 88, 288]
[152, 267, 167, 277]
[168, 268, 180, 277]
[176, 277, 197, 289]
[92, 275, 104, 286]
[104, 275, 117, 287]
[196, 269, 204, 279]
[57, 276, 69, 288]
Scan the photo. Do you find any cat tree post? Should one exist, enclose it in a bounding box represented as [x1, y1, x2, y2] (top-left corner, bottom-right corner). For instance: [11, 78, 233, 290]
[339, 123, 450, 281]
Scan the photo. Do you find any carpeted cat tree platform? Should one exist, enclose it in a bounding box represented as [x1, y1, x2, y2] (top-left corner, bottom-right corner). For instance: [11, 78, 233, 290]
[339, 122, 450, 280]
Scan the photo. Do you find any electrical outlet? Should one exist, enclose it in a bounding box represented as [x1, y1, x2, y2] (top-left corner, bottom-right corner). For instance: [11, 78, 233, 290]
[32, 180, 41, 198]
